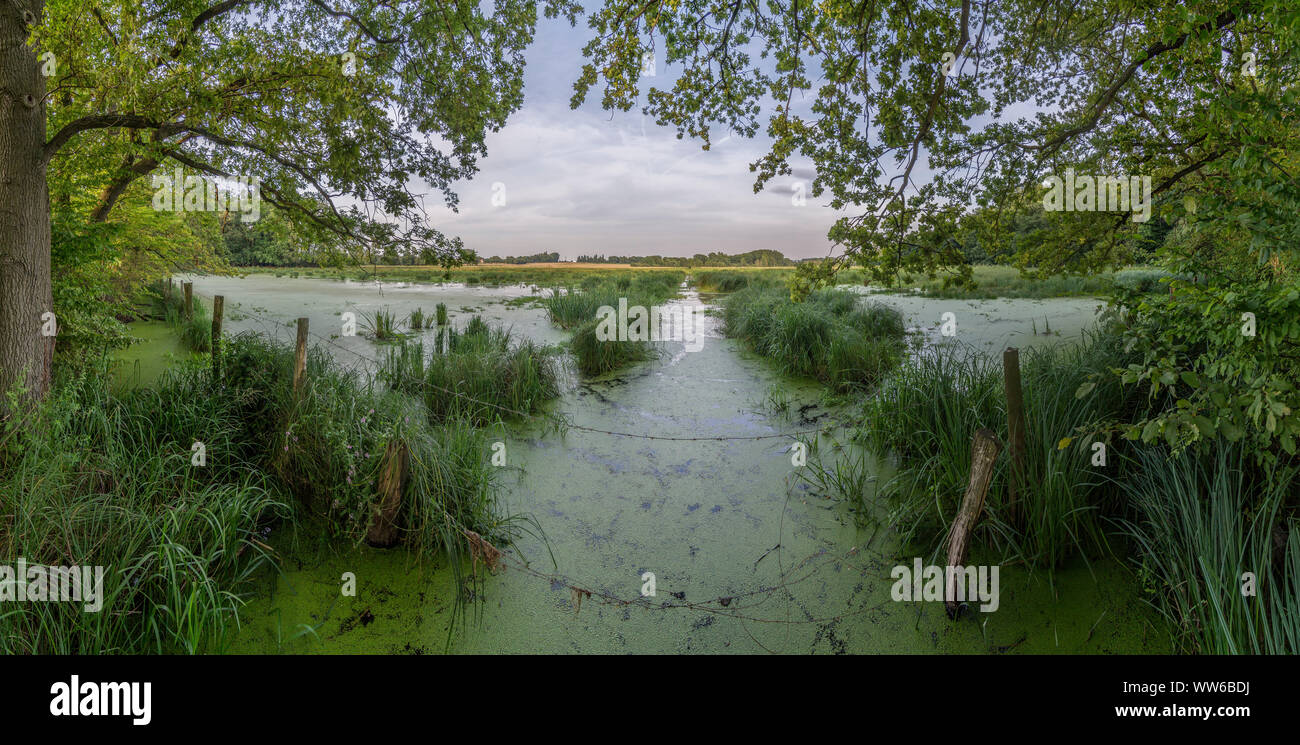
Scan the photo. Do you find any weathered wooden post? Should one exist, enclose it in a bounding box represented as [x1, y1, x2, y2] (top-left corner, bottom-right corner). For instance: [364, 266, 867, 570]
[211, 296, 224, 384]
[1003, 347, 1027, 527]
[366, 439, 409, 547]
[184, 282, 194, 320]
[946, 428, 1002, 617]
[293, 318, 309, 395]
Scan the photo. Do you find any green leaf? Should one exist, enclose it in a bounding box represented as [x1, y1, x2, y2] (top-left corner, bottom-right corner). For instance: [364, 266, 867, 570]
[1192, 416, 1214, 437]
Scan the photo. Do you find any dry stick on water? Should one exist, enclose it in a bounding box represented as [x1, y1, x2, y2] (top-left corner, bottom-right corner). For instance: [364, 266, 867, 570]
[946, 428, 1001, 618]
[1003, 347, 1027, 528]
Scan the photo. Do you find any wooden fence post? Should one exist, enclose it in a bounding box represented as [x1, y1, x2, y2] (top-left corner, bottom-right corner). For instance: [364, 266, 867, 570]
[1003, 347, 1027, 527]
[184, 282, 193, 320]
[211, 295, 224, 383]
[293, 318, 309, 394]
[946, 428, 1002, 617]
[366, 439, 409, 547]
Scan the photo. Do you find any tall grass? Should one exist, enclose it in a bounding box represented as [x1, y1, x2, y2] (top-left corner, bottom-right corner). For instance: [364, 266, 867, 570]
[811, 318, 1300, 652]
[379, 316, 560, 425]
[545, 286, 612, 329]
[543, 272, 684, 375]
[363, 308, 401, 340]
[225, 332, 534, 636]
[409, 308, 430, 330]
[691, 269, 789, 293]
[1, 332, 528, 653]
[568, 319, 656, 376]
[1119, 445, 1300, 654]
[151, 281, 212, 352]
[850, 345, 1004, 548]
[545, 271, 684, 327]
[858, 329, 1156, 565]
[0, 363, 286, 653]
[723, 286, 906, 391]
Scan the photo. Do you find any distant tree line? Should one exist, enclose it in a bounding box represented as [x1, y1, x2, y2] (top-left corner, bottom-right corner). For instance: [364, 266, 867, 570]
[481, 251, 561, 264]
[570, 249, 794, 267]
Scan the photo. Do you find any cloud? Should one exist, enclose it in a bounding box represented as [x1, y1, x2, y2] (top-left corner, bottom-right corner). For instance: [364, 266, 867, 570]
[416, 21, 845, 259]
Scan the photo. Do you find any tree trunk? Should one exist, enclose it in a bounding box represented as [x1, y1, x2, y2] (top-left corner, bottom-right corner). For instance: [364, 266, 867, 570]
[0, 1, 53, 409]
[945, 428, 1001, 617]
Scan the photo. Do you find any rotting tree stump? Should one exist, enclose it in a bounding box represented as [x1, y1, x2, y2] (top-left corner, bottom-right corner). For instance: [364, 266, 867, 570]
[365, 439, 409, 547]
[945, 428, 1001, 617]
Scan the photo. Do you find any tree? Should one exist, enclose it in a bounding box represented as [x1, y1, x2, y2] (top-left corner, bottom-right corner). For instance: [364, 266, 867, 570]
[574, 1, 1299, 277]
[574, 0, 1300, 455]
[1, 0, 577, 405]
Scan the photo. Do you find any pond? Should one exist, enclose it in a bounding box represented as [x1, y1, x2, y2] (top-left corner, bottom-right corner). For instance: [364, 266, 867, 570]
[117, 274, 1168, 653]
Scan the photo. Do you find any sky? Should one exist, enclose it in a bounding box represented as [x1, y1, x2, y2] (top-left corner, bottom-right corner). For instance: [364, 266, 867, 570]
[421, 16, 845, 261]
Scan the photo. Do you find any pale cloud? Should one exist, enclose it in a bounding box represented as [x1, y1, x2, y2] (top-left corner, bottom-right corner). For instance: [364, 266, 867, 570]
[417, 21, 845, 260]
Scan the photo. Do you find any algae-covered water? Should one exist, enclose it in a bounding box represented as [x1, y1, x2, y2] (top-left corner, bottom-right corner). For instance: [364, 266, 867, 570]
[115, 275, 1168, 653]
[111, 320, 199, 391]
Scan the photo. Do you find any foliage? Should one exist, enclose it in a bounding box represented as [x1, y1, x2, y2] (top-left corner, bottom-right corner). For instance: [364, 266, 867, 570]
[1092, 227, 1300, 463]
[576, 2, 1300, 284]
[482, 252, 561, 264]
[36, 0, 581, 265]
